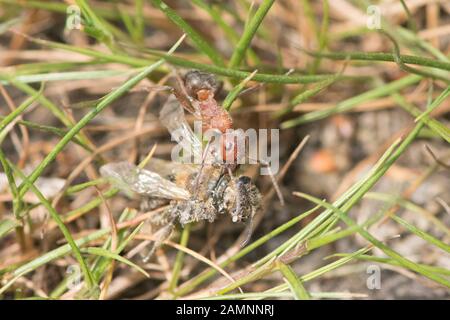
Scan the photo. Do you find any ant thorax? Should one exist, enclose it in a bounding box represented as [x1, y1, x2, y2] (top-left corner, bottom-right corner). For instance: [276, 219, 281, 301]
[198, 98, 233, 134]
[182, 70, 233, 134]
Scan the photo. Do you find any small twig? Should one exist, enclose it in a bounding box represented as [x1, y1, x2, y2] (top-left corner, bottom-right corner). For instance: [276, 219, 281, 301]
[95, 186, 118, 300]
[424, 144, 450, 170]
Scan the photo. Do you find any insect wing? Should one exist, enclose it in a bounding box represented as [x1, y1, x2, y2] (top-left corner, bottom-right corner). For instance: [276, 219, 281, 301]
[100, 161, 190, 200]
[159, 95, 202, 161]
[145, 157, 197, 179]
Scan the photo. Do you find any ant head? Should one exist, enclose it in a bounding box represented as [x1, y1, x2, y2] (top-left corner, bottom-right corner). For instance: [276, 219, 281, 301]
[184, 70, 220, 101]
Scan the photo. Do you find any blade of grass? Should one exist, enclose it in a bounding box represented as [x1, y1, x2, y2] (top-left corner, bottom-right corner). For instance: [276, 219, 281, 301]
[0, 145, 21, 218]
[134, 0, 145, 43]
[0, 69, 140, 85]
[191, 0, 260, 65]
[0, 219, 20, 238]
[335, 254, 450, 276]
[399, 0, 417, 33]
[276, 261, 310, 300]
[223, 69, 258, 111]
[0, 83, 44, 134]
[311, 0, 329, 72]
[228, 0, 275, 68]
[391, 215, 450, 253]
[0, 228, 109, 296]
[169, 223, 191, 293]
[301, 246, 372, 283]
[150, 0, 224, 66]
[81, 247, 149, 278]
[278, 71, 341, 120]
[0, 117, 92, 152]
[393, 93, 450, 143]
[304, 51, 450, 72]
[75, 0, 114, 47]
[17, 34, 337, 84]
[216, 245, 371, 295]
[17, 32, 344, 87]
[149, 51, 336, 83]
[281, 74, 421, 127]
[296, 193, 450, 288]
[0, 77, 69, 128]
[0, 154, 95, 290]
[415, 85, 450, 123]
[366, 192, 450, 237]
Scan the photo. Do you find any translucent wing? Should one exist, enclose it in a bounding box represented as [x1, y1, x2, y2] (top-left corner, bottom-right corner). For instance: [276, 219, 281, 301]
[100, 161, 190, 200]
[159, 95, 202, 161]
[145, 157, 197, 179]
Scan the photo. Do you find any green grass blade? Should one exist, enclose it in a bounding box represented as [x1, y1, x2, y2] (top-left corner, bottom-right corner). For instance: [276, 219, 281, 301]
[0, 69, 139, 85]
[277, 261, 310, 300]
[0, 229, 109, 296]
[0, 83, 44, 134]
[169, 223, 191, 293]
[0, 219, 20, 238]
[223, 70, 258, 111]
[81, 247, 149, 278]
[391, 215, 450, 253]
[296, 193, 450, 288]
[415, 85, 450, 123]
[1, 156, 95, 290]
[228, 0, 275, 68]
[281, 74, 421, 127]
[305, 51, 450, 71]
[150, 0, 224, 66]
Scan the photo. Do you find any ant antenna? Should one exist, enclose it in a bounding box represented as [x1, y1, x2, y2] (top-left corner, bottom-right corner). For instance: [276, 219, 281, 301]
[141, 221, 174, 263]
[191, 139, 215, 197]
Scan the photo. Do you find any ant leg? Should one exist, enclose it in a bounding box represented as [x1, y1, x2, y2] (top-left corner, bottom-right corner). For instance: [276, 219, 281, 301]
[248, 156, 285, 206]
[171, 87, 199, 116]
[141, 221, 175, 263]
[238, 69, 294, 97]
[126, 83, 199, 116]
[127, 84, 173, 93]
[227, 166, 244, 224]
[191, 139, 215, 197]
[171, 68, 201, 117]
[260, 158, 285, 206]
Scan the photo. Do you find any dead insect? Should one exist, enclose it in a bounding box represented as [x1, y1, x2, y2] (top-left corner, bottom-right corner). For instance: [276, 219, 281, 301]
[100, 72, 264, 261]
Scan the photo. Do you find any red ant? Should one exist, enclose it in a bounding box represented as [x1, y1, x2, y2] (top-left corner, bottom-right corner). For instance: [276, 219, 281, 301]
[171, 70, 285, 205]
